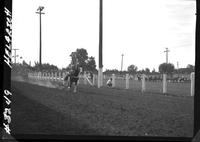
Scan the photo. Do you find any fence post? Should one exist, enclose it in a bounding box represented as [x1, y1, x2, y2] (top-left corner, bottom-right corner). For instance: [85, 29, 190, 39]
[40, 72, 42, 80]
[47, 73, 49, 80]
[42, 73, 45, 80]
[37, 72, 40, 80]
[62, 72, 66, 85]
[42, 72, 45, 80]
[45, 73, 47, 80]
[126, 74, 129, 89]
[142, 74, 146, 93]
[190, 72, 195, 96]
[112, 74, 115, 87]
[55, 72, 57, 82]
[163, 74, 167, 94]
[62, 72, 65, 80]
[51, 72, 53, 81]
[37, 72, 39, 80]
[58, 72, 61, 81]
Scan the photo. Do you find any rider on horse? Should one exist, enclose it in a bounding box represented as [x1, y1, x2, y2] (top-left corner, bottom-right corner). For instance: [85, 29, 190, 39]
[64, 55, 81, 93]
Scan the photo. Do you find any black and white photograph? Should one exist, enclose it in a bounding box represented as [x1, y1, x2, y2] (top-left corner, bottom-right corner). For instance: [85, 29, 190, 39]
[2, 0, 200, 141]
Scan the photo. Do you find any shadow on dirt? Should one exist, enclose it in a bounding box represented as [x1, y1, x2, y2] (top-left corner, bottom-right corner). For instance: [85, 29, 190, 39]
[10, 82, 101, 136]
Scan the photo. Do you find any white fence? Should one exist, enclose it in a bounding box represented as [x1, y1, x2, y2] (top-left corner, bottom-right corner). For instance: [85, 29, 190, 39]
[28, 72, 67, 82]
[28, 71, 94, 86]
[109, 73, 195, 96]
[27, 72, 195, 96]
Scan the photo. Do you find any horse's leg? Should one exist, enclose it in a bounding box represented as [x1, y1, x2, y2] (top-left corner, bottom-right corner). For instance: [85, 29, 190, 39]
[67, 77, 71, 89]
[73, 78, 78, 93]
[74, 84, 77, 93]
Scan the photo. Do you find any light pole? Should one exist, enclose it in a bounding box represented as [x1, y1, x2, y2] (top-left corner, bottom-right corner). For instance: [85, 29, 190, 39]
[177, 61, 179, 69]
[36, 6, 45, 69]
[164, 47, 170, 63]
[121, 54, 124, 72]
[98, 0, 103, 88]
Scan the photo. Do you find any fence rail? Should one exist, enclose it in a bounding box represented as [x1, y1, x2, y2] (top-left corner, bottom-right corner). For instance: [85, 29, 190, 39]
[27, 72, 195, 96]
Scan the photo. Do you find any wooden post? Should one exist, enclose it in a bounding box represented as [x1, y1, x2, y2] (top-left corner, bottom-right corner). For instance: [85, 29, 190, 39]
[55, 72, 57, 82]
[58, 72, 61, 81]
[126, 74, 129, 89]
[62, 72, 66, 85]
[47, 73, 49, 80]
[191, 72, 195, 96]
[41, 72, 44, 80]
[98, 0, 103, 88]
[98, 68, 103, 88]
[51, 72, 54, 81]
[112, 74, 115, 87]
[142, 74, 146, 93]
[45, 73, 47, 80]
[38, 72, 40, 80]
[163, 74, 167, 94]
[62, 72, 65, 80]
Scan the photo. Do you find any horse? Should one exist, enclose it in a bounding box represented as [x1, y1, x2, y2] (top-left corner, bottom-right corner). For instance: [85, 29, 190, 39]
[63, 65, 81, 93]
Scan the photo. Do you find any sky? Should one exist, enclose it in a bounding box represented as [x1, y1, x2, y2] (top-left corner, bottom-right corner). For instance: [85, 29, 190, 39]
[12, 0, 196, 72]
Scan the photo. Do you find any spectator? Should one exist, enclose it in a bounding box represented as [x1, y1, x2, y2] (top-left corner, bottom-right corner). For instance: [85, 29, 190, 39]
[106, 78, 112, 87]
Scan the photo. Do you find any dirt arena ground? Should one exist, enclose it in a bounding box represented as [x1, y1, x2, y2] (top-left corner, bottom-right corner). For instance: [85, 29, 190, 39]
[10, 76, 194, 139]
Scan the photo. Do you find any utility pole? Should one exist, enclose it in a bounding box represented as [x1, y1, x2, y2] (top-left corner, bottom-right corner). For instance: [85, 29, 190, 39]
[98, 0, 103, 88]
[177, 61, 179, 69]
[177, 61, 179, 77]
[12, 49, 19, 64]
[164, 48, 170, 63]
[36, 6, 45, 69]
[121, 54, 124, 72]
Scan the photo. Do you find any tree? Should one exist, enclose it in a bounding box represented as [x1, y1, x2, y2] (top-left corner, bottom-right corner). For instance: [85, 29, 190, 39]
[104, 69, 120, 75]
[86, 56, 97, 72]
[186, 64, 195, 73]
[127, 65, 138, 75]
[152, 68, 156, 74]
[158, 63, 175, 74]
[145, 68, 150, 74]
[70, 48, 88, 70]
[33, 63, 58, 72]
